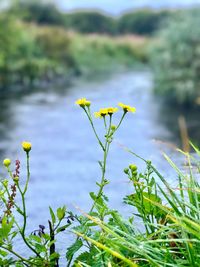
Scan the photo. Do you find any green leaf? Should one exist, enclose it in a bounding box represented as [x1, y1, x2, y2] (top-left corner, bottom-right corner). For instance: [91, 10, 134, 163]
[57, 206, 66, 221]
[16, 207, 24, 216]
[35, 243, 46, 253]
[49, 207, 56, 224]
[50, 252, 60, 261]
[56, 224, 70, 233]
[0, 217, 14, 239]
[0, 249, 8, 257]
[124, 192, 162, 218]
[30, 235, 41, 243]
[66, 239, 83, 260]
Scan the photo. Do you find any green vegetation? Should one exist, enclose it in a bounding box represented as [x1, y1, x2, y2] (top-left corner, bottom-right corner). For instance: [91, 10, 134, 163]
[0, 16, 148, 90]
[64, 12, 117, 35]
[118, 9, 171, 36]
[8, 1, 171, 36]
[151, 10, 200, 105]
[0, 0, 175, 91]
[1, 99, 200, 266]
[69, 34, 149, 76]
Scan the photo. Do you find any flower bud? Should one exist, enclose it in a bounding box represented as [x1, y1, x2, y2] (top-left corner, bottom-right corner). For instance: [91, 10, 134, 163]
[111, 125, 116, 131]
[2, 179, 8, 187]
[129, 164, 137, 171]
[3, 158, 11, 168]
[13, 176, 19, 183]
[124, 168, 129, 174]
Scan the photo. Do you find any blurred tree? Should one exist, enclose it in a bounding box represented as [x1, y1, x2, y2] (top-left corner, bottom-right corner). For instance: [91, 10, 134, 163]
[64, 12, 117, 35]
[6, 1, 171, 36]
[0, 15, 39, 86]
[8, 0, 65, 25]
[118, 9, 170, 35]
[151, 9, 200, 105]
[35, 26, 77, 71]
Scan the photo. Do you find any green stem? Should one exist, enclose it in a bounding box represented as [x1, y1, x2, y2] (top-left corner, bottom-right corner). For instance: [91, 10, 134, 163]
[23, 152, 30, 194]
[84, 108, 105, 151]
[1, 245, 31, 266]
[103, 117, 107, 130]
[15, 153, 42, 258]
[90, 115, 112, 213]
[115, 112, 126, 131]
[19, 188, 41, 258]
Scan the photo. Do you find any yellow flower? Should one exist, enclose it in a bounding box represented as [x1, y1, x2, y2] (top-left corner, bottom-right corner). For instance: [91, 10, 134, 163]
[118, 103, 136, 113]
[94, 108, 108, 118]
[22, 141, 32, 152]
[107, 107, 118, 115]
[3, 158, 11, 168]
[75, 98, 91, 107]
[94, 107, 118, 118]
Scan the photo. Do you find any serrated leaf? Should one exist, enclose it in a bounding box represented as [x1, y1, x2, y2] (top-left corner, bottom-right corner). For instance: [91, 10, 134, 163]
[0, 249, 8, 257]
[124, 192, 162, 218]
[66, 239, 83, 260]
[35, 243, 46, 253]
[30, 235, 41, 243]
[50, 252, 59, 261]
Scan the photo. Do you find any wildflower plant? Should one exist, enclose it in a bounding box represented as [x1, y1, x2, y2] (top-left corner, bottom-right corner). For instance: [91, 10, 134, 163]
[0, 143, 72, 266]
[75, 98, 136, 219]
[1, 98, 200, 266]
[68, 98, 136, 265]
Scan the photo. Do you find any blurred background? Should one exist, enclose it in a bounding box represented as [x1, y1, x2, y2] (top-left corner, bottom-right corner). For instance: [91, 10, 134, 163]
[0, 0, 200, 232]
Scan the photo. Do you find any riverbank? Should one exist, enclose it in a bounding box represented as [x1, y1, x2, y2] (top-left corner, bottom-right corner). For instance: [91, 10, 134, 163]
[0, 17, 149, 93]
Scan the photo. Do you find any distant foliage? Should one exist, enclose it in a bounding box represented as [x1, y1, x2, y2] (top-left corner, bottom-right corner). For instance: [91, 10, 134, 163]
[64, 12, 117, 35]
[9, 0, 65, 25]
[0, 14, 147, 89]
[118, 9, 170, 35]
[35, 26, 77, 71]
[7, 1, 171, 36]
[151, 10, 200, 104]
[0, 15, 40, 86]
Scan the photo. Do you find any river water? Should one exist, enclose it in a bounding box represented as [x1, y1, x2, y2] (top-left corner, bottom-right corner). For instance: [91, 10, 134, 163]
[0, 70, 199, 260]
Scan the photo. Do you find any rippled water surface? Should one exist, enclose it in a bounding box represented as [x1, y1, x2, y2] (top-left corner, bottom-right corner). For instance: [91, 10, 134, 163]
[0, 71, 199, 259]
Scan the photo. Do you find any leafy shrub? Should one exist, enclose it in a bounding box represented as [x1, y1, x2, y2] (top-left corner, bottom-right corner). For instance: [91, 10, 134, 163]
[9, 0, 65, 26]
[0, 15, 39, 86]
[151, 10, 200, 105]
[118, 9, 171, 36]
[64, 11, 117, 35]
[34, 26, 77, 72]
[69, 34, 148, 75]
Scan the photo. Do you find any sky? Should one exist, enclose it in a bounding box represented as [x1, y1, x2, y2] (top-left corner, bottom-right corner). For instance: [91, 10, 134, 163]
[57, 0, 200, 15]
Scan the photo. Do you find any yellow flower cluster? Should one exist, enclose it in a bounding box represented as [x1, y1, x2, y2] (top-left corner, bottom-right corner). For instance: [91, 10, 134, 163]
[94, 107, 118, 118]
[75, 98, 136, 116]
[118, 103, 136, 113]
[22, 141, 32, 152]
[75, 98, 91, 107]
